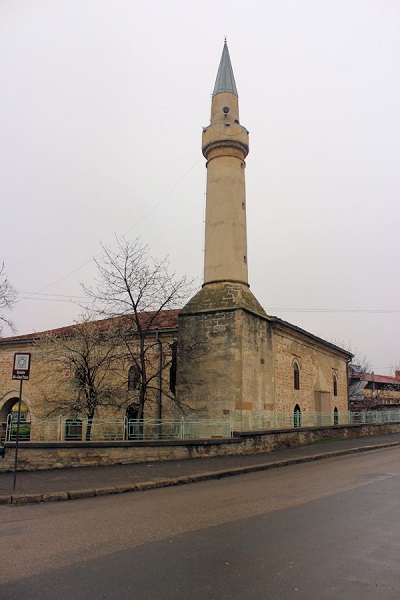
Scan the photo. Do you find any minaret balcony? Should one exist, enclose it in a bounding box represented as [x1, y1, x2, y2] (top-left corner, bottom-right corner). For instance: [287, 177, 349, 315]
[202, 125, 249, 161]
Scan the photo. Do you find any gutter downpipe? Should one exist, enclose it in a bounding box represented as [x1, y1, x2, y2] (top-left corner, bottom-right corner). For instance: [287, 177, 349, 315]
[156, 331, 163, 438]
[154, 327, 178, 439]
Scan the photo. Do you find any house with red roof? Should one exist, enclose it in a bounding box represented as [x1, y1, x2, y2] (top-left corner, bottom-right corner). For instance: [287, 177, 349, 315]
[349, 368, 400, 410]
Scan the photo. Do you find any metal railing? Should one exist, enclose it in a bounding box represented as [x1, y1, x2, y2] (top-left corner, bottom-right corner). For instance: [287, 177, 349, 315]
[231, 411, 344, 431]
[4, 410, 400, 443]
[4, 416, 232, 443]
[5, 414, 32, 441]
[126, 418, 231, 440]
[237, 410, 400, 430]
[0, 421, 8, 445]
[348, 410, 400, 424]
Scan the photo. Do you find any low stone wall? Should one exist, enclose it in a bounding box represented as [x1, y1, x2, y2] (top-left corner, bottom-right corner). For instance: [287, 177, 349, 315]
[1, 421, 400, 472]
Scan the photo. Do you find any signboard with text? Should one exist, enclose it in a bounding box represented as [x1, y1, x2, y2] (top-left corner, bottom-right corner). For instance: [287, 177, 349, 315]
[12, 353, 31, 381]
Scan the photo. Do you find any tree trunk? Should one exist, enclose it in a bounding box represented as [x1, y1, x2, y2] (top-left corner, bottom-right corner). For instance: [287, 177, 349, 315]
[85, 409, 95, 441]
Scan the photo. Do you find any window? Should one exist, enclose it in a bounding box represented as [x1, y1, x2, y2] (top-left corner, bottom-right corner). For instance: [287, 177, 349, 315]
[333, 374, 338, 397]
[126, 404, 139, 420]
[333, 407, 339, 425]
[294, 404, 302, 427]
[65, 418, 82, 441]
[293, 363, 300, 390]
[128, 365, 140, 391]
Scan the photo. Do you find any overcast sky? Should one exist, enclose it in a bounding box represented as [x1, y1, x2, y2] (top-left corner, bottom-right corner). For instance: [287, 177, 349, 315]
[1, 0, 399, 373]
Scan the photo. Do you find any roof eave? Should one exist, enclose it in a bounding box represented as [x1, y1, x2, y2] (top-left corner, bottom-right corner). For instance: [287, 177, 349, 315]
[270, 317, 354, 360]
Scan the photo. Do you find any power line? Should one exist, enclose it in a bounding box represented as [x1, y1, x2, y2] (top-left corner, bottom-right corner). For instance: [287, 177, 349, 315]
[14, 292, 400, 315]
[267, 308, 400, 314]
[19, 291, 88, 299]
[31, 156, 202, 295]
[18, 297, 83, 304]
[122, 157, 202, 236]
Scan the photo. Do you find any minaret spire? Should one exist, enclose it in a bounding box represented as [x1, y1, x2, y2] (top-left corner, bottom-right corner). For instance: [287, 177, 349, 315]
[213, 40, 238, 97]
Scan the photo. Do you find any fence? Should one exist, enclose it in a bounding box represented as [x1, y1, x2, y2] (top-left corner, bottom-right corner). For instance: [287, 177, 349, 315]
[0, 422, 7, 445]
[232, 410, 345, 430]
[4, 415, 232, 443]
[348, 410, 400, 425]
[4, 410, 400, 444]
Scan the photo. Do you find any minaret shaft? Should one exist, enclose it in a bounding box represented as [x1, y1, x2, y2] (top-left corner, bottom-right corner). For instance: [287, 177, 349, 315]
[202, 88, 249, 286]
[204, 155, 248, 284]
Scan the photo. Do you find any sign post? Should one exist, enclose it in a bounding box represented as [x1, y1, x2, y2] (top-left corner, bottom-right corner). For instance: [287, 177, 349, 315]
[11, 353, 31, 490]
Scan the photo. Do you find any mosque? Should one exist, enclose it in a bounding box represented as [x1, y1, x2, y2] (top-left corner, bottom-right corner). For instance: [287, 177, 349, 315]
[0, 42, 352, 433]
[176, 41, 352, 422]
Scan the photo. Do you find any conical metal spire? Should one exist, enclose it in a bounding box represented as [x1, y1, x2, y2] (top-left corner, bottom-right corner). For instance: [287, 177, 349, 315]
[212, 40, 238, 97]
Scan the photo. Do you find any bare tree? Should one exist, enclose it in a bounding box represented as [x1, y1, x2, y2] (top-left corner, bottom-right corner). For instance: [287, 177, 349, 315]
[83, 236, 194, 419]
[34, 317, 127, 439]
[0, 262, 16, 335]
[328, 337, 371, 406]
[391, 363, 400, 378]
[348, 351, 371, 405]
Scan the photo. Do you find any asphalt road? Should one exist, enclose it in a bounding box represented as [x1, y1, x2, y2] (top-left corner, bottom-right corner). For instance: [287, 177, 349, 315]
[1, 447, 400, 599]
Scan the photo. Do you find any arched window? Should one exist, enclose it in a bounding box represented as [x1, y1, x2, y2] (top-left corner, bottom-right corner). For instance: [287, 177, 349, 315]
[293, 363, 300, 390]
[128, 365, 140, 391]
[294, 404, 302, 427]
[333, 407, 339, 425]
[333, 374, 338, 397]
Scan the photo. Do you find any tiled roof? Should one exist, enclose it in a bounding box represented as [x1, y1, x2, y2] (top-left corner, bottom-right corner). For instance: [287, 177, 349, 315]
[0, 309, 179, 343]
[351, 370, 400, 386]
[364, 372, 400, 385]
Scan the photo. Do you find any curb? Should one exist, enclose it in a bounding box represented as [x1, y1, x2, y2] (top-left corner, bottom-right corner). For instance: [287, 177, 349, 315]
[1, 441, 399, 506]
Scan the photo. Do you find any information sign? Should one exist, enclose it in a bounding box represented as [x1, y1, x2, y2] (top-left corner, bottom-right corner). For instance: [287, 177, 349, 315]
[12, 353, 31, 381]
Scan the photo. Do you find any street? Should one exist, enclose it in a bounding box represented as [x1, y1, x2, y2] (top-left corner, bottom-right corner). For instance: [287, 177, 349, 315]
[1, 447, 400, 599]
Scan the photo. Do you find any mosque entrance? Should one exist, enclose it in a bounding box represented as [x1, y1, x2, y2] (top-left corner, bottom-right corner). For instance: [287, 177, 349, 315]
[294, 404, 302, 428]
[0, 397, 31, 442]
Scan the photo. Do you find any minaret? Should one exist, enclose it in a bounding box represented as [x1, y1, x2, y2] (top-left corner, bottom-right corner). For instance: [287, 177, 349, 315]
[183, 41, 266, 316]
[177, 42, 270, 418]
[202, 41, 249, 286]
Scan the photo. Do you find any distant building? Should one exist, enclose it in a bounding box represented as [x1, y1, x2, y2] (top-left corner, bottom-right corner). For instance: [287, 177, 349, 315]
[349, 369, 400, 410]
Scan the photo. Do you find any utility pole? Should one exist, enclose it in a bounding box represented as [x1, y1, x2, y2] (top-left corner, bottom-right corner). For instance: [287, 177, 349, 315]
[371, 371, 375, 403]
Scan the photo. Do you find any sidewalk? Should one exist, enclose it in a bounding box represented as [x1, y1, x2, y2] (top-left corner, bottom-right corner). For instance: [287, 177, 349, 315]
[1, 432, 400, 505]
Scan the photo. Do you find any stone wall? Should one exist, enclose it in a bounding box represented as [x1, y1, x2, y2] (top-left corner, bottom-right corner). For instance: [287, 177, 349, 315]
[2, 422, 399, 472]
[0, 341, 45, 423]
[272, 324, 348, 417]
[178, 292, 350, 421]
[178, 309, 243, 415]
[177, 304, 271, 416]
[2, 307, 351, 435]
[0, 333, 176, 428]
